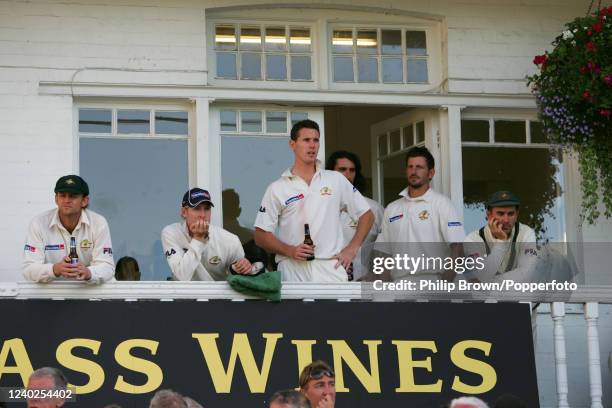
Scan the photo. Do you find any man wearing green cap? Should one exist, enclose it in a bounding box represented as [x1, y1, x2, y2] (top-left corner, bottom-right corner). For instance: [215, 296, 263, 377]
[464, 190, 538, 282]
[22, 175, 115, 283]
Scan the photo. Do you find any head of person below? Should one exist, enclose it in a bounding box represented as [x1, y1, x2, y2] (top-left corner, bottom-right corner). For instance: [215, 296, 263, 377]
[463, 190, 538, 282]
[22, 175, 115, 283]
[375, 146, 465, 282]
[161, 188, 254, 281]
[299, 360, 336, 408]
[253, 120, 374, 282]
[269, 389, 310, 408]
[26, 367, 68, 408]
[149, 389, 188, 408]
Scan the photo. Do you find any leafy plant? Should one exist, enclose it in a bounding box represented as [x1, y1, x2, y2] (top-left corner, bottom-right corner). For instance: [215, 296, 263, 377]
[528, 6, 612, 223]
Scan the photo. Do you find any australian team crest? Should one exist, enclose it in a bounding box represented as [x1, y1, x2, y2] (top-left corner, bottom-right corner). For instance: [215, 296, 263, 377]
[209, 256, 221, 265]
[320, 186, 332, 196]
[80, 239, 93, 249]
[418, 210, 430, 220]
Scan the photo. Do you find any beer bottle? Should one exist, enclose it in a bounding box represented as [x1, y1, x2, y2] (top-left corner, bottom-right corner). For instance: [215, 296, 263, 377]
[68, 237, 79, 265]
[303, 224, 315, 261]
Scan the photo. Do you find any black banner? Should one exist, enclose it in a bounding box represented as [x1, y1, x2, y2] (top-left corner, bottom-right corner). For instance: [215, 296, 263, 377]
[0, 300, 538, 407]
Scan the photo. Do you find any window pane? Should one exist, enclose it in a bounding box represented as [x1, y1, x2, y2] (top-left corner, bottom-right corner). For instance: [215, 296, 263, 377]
[378, 134, 387, 157]
[266, 54, 287, 80]
[241, 111, 262, 132]
[357, 56, 378, 82]
[382, 154, 406, 206]
[462, 146, 565, 241]
[390, 129, 401, 152]
[80, 138, 188, 280]
[117, 110, 149, 134]
[291, 112, 308, 125]
[382, 57, 403, 83]
[402, 125, 413, 147]
[265, 26, 286, 52]
[216, 52, 237, 79]
[155, 111, 188, 135]
[416, 121, 425, 144]
[240, 26, 261, 50]
[407, 59, 428, 83]
[290, 28, 311, 52]
[266, 111, 287, 133]
[333, 56, 354, 82]
[222, 136, 293, 243]
[220, 110, 237, 132]
[406, 31, 427, 56]
[332, 29, 353, 53]
[215, 25, 237, 50]
[495, 121, 526, 143]
[241, 53, 261, 80]
[291, 55, 312, 81]
[357, 29, 377, 54]
[381, 30, 402, 54]
[461, 120, 489, 142]
[530, 121, 547, 143]
[79, 109, 111, 133]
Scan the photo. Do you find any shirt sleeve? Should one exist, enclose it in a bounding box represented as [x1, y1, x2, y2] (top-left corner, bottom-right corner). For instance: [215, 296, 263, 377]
[254, 184, 280, 233]
[87, 217, 115, 284]
[22, 219, 54, 282]
[340, 176, 370, 221]
[439, 199, 466, 243]
[227, 233, 246, 268]
[161, 225, 214, 281]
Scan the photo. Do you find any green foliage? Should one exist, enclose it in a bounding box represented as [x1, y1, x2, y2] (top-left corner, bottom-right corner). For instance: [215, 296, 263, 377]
[527, 6, 612, 223]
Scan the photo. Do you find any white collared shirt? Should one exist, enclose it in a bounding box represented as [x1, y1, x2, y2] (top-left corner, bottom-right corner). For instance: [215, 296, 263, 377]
[255, 164, 370, 263]
[379, 187, 465, 244]
[161, 222, 245, 281]
[22, 208, 115, 283]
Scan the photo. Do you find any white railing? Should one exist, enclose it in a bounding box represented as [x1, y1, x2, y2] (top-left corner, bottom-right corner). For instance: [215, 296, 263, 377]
[1, 281, 610, 407]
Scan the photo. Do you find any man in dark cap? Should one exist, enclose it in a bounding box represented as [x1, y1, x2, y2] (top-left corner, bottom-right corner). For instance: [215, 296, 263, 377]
[161, 188, 253, 280]
[464, 191, 538, 282]
[22, 175, 114, 283]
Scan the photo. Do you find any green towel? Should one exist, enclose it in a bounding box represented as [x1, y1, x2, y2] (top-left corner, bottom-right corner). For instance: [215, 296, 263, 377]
[227, 271, 282, 301]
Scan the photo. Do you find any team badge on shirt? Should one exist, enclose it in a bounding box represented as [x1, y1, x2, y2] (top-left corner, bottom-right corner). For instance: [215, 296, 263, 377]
[418, 210, 430, 220]
[209, 256, 221, 265]
[285, 193, 305, 205]
[80, 239, 93, 249]
[320, 187, 332, 196]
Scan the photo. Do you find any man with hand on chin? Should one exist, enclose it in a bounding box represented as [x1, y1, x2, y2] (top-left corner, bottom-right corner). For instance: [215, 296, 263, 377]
[22, 175, 114, 283]
[162, 188, 253, 281]
[299, 360, 336, 408]
[464, 190, 538, 282]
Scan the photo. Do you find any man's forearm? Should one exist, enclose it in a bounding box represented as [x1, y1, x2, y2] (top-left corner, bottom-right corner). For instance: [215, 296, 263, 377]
[255, 229, 292, 257]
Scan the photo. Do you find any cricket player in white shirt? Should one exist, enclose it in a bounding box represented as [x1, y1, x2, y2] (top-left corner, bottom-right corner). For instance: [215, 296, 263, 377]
[325, 150, 383, 281]
[22, 175, 115, 283]
[254, 119, 374, 282]
[161, 188, 254, 281]
[376, 146, 465, 281]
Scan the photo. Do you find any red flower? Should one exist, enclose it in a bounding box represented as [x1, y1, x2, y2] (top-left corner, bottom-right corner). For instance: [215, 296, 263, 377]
[587, 30, 593, 36]
[600, 109, 612, 118]
[583, 90, 591, 99]
[586, 42, 596, 52]
[600, 7, 610, 17]
[533, 54, 547, 65]
[592, 22, 603, 32]
[604, 75, 612, 86]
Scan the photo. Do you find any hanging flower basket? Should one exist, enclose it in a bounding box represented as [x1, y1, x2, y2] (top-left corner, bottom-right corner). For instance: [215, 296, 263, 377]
[528, 6, 612, 224]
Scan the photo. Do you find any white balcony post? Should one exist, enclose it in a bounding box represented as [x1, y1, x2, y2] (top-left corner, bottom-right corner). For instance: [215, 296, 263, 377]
[552, 302, 570, 408]
[585, 302, 603, 408]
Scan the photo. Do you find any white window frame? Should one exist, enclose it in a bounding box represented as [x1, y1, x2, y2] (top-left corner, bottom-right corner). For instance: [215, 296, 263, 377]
[207, 19, 319, 90]
[329, 22, 441, 92]
[74, 101, 195, 182]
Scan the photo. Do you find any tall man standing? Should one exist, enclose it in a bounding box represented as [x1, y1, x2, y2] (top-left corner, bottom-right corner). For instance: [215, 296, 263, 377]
[22, 175, 114, 283]
[255, 120, 373, 282]
[377, 146, 465, 281]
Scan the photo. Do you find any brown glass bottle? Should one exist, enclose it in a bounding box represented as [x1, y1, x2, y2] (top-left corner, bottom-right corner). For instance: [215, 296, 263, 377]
[303, 224, 315, 261]
[68, 237, 79, 265]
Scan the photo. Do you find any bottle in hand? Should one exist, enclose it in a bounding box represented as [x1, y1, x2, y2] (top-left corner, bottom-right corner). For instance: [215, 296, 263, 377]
[303, 224, 315, 261]
[68, 237, 79, 265]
